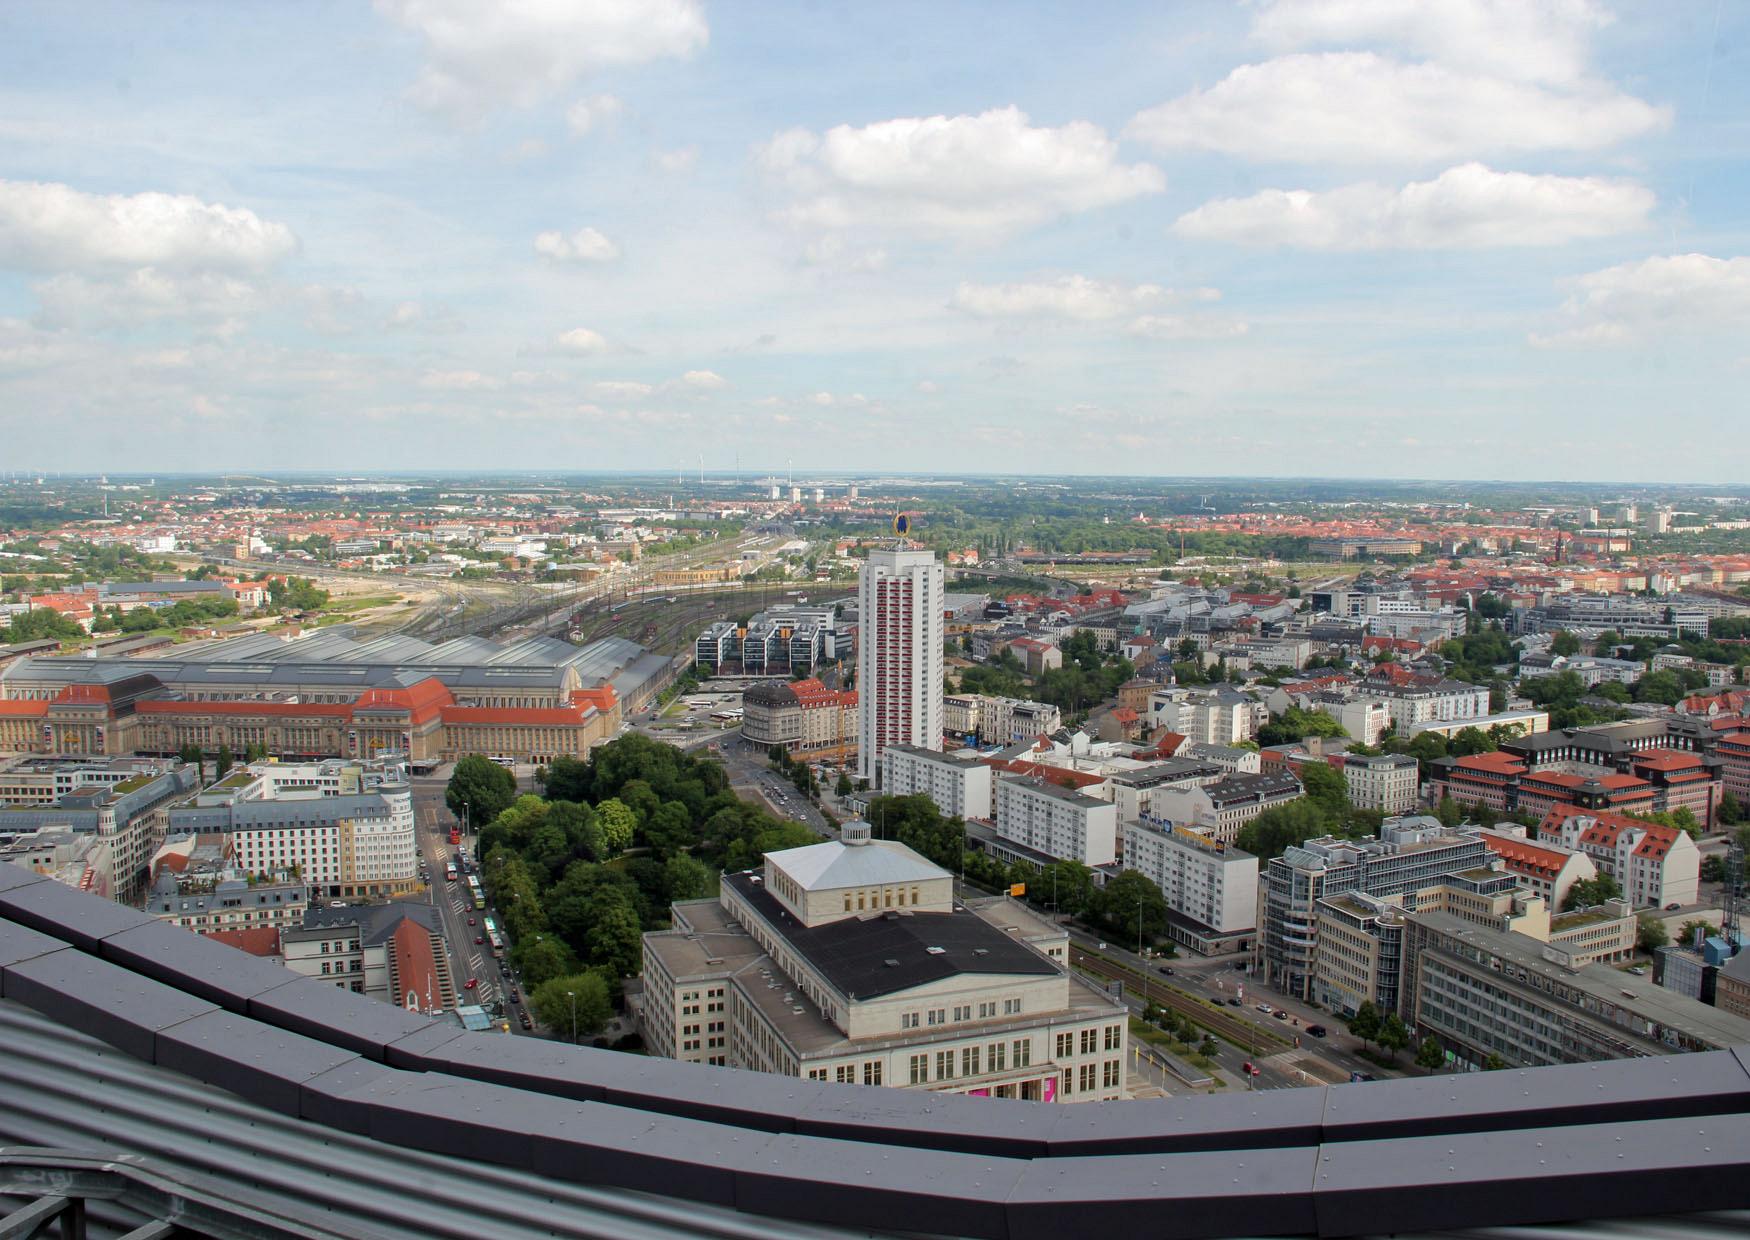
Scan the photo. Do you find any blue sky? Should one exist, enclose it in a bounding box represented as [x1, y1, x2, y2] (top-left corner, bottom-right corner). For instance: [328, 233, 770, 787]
[1, 1, 1746, 481]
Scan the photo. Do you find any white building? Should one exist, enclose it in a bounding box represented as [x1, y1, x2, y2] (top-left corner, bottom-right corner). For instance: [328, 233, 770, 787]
[1374, 680, 1491, 734]
[883, 744, 994, 821]
[1148, 685, 1266, 745]
[858, 547, 945, 783]
[992, 775, 1118, 867]
[1122, 818, 1258, 952]
[1342, 753, 1420, 816]
[1145, 770, 1304, 845]
[640, 822, 1128, 1102]
[1537, 810, 1700, 910]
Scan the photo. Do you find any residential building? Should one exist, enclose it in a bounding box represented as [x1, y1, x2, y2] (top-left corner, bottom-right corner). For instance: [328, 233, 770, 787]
[1479, 827, 1599, 911]
[640, 821, 1128, 1101]
[1373, 679, 1491, 735]
[1716, 950, 1750, 1021]
[977, 697, 1063, 746]
[282, 903, 456, 1015]
[991, 775, 1118, 868]
[1104, 759, 1226, 825]
[1537, 809, 1700, 909]
[146, 866, 308, 938]
[882, 745, 993, 822]
[1342, 753, 1419, 815]
[166, 775, 418, 901]
[741, 679, 859, 763]
[1006, 637, 1062, 677]
[1121, 818, 1257, 952]
[858, 548, 944, 784]
[943, 693, 981, 740]
[1148, 685, 1266, 745]
[0, 755, 181, 806]
[1144, 770, 1304, 844]
[1402, 912, 1750, 1067]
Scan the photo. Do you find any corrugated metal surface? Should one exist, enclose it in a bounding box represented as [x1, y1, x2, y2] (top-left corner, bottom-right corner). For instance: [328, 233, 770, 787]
[0, 1000, 892, 1240]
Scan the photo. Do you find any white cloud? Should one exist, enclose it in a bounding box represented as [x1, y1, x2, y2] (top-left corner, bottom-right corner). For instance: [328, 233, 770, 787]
[1532, 253, 1750, 347]
[533, 226, 620, 264]
[565, 93, 624, 135]
[915, 379, 940, 394]
[1250, 0, 1611, 85]
[32, 269, 265, 330]
[505, 137, 549, 162]
[654, 146, 699, 174]
[0, 179, 296, 274]
[1174, 163, 1653, 249]
[1126, 315, 1250, 341]
[951, 276, 1165, 321]
[759, 106, 1164, 238]
[593, 379, 653, 398]
[810, 391, 835, 406]
[376, 0, 706, 121]
[420, 368, 500, 390]
[680, 369, 727, 389]
[555, 327, 609, 353]
[800, 236, 888, 273]
[1126, 52, 1668, 164]
[383, 300, 462, 333]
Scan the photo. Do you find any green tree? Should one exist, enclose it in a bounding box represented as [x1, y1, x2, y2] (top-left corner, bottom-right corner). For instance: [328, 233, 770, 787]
[663, 853, 715, 902]
[1258, 706, 1347, 748]
[1037, 859, 1096, 918]
[1295, 760, 1350, 821]
[1433, 793, 1464, 829]
[214, 743, 234, 781]
[1562, 873, 1623, 911]
[512, 935, 578, 989]
[1415, 1036, 1445, 1074]
[594, 798, 638, 856]
[835, 771, 853, 797]
[1446, 726, 1497, 757]
[1235, 799, 1332, 860]
[1676, 918, 1722, 947]
[531, 972, 612, 1041]
[1346, 1000, 1381, 1049]
[1718, 792, 1743, 825]
[1550, 630, 1581, 656]
[1088, 870, 1169, 947]
[1482, 1052, 1508, 1071]
[447, 755, 517, 829]
[1636, 913, 1670, 954]
[1378, 1012, 1410, 1059]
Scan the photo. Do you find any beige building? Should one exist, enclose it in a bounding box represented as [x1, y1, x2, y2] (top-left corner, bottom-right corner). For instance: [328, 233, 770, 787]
[641, 821, 1127, 1103]
[1343, 753, 1419, 816]
[741, 678, 858, 763]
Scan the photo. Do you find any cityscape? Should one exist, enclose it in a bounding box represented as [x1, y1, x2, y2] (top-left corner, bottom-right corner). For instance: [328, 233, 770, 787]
[2, 2, 1748, 1238]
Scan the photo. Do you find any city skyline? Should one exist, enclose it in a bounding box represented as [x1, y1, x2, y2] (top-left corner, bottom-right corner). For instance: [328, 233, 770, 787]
[1, 2, 1747, 481]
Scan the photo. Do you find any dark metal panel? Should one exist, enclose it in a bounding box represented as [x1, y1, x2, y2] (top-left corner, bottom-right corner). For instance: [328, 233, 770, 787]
[100, 920, 299, 1014]
[1043, 1085, 1327, 1156]
[155, 1010, 360, 1118]
[736, 1133, 1023, 1240]
[405, 1032, 609, 1102]
[0, 918, 72, 993]
[793, 1081, 1058, 1157]
[2, 950, 217, 1062]
[299, 1059, 403, 1136]
[1004, 1146, 1320, 1240]
[0, 879, 157, 950]
[1322, 1052, 1750, 1143]
[381, 1021, 470, 1071]
[245, 977, 436, 1061]
[527, 1100, 766, 1207]
[0, 863, 49, 895]
[1312, 1113, 1750, 1236]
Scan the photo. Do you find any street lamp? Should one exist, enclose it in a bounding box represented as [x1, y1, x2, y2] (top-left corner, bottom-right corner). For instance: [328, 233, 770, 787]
[566, 989, 577, 1045]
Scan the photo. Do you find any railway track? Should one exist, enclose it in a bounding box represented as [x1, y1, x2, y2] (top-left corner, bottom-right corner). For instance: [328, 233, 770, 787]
[1071, 949, 1291, 1051]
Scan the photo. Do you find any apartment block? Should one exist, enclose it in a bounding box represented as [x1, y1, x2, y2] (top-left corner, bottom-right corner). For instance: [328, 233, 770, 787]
[1121, 819, 1257, 952]
[1343, 753, 1419, 815]
[992, 775, 1118, 868]
[882, 744, 993, 821]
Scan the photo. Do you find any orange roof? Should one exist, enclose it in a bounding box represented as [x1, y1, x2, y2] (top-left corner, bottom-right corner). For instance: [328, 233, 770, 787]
[1154, 731, 1188, 756]
[1482, 834, 1570, 879]
[1631, 749, 1705, 771]
[0, 700, 48, 718]
[440, 705, 596, 726]
[571, 684, 619, 712]
[981, 758, 1107, 790]
[1452, 751, 1526, 774]
[205, 926, 282, 958]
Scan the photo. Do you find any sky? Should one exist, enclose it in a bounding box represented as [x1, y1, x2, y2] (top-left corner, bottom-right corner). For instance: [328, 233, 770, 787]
[1, 1, 1746, 482]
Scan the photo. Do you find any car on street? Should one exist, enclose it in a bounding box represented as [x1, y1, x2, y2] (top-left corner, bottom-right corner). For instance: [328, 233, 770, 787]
[474, 934, 484, 945]
[467, 916, 475, 926]
[1255, 1003, 1273, 1014]
[1305, 1025, 1327, 1038]
[463, 978, 478, 990]
[507, 986, 520, 1003]
[1157, 965, 1174, 975]
[1666, 902, 1682, 911]
[1273, 1009, 1288, 1020]
[518, 1010, 534, 1030]
[1226, 998, 1242, 1007]
[1240, 1062, 1261, 1077]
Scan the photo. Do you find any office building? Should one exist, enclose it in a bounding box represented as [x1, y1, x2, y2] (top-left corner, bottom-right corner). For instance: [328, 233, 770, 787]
[0, 762, 199, 902]
[1402, 912, 1750, 1067]
[1121, 818, 1257, 952]
[858, 547, 943, 783]
[1260, 817, 1492, 1000]
[882, 744, 993, 821]
[640, 821, 1128, 1101]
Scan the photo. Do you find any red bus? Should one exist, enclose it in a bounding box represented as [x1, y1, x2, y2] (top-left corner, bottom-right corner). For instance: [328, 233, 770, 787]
[448, 825, 461, 847]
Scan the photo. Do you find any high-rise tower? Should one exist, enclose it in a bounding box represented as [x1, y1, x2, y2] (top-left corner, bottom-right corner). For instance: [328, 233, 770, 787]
[856, 539, 943, 784]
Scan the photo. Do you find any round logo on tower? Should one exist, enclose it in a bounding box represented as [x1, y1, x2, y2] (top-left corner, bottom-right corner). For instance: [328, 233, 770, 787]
[892, 513, 910, 536]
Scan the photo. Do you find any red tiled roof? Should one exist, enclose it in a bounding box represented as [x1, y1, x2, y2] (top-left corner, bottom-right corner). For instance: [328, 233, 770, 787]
[1482, 834, 1570, 879]
[0, 700, 48, 718]
[1631, 749, 1705, 771]
[1451, 751, 1527, 774]
[981, 758, 1107, 790]
[389, 918, 444, 1015]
